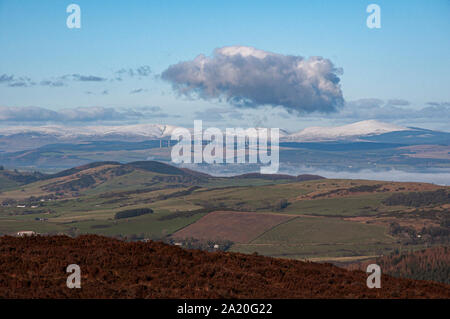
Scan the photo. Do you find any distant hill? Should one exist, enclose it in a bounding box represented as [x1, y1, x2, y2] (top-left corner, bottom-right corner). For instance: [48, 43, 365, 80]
[3, 120, 448, 148]
[363, 128, 450, 145]
[38, 161, 210, 194]
[0, 235, 448, 298]
[0, 120, 448, 174]
[285, 120, 409, 142]
[0, 168, 45, 191]
[0, 160, 322, 198]
[233, 172, 324, 181]
[125, 161, 195, 176]
[43, 161, 121, 180]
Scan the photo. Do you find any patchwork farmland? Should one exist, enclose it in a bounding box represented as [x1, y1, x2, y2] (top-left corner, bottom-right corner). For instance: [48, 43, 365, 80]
[0, 161, 448, 265]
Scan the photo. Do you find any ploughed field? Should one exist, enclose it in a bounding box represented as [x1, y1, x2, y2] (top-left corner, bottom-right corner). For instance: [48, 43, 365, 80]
[172, 211, 295, 243]
[0, 235, 449, 299]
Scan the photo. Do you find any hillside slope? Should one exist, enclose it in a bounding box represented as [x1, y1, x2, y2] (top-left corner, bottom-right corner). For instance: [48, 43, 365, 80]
[0, 235, 448, 299]
[346, 246, 450, 284]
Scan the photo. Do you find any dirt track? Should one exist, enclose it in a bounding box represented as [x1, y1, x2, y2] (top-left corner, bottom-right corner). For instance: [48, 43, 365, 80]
[0, 235, 448, 298]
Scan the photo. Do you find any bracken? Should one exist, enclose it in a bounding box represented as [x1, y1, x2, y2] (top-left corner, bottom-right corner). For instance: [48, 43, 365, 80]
[0, 235, 449, 299]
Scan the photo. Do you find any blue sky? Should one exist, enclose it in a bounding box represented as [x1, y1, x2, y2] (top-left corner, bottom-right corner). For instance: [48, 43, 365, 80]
[0, 0, 449, 130]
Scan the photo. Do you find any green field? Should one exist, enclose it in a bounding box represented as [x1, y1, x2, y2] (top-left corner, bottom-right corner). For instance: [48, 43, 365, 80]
[252, 216, 394, 245]
[232, 216, 397, 259]
[283, 194, 390, 216]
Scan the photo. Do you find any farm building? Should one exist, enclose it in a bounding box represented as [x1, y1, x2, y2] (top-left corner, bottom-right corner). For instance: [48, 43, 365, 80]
[16, 231, 36, 237]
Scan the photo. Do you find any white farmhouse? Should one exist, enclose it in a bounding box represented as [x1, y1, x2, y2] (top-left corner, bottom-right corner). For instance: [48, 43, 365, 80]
[16, 231, 36, 237]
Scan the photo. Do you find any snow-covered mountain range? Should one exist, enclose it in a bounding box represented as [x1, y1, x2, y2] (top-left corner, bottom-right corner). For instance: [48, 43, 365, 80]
[0, 120, 411, 142]
[0, 124, 180, 140]
[0, 119, 448, 175]
[284, 120, 409, 142]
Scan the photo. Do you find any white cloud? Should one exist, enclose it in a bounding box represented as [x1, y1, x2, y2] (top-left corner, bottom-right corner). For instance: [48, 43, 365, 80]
[0, 106, 173, 123]
[162, 46, 344, 113]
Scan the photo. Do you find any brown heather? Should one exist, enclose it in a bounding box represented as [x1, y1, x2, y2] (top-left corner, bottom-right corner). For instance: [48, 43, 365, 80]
[0, 235, 449, 299]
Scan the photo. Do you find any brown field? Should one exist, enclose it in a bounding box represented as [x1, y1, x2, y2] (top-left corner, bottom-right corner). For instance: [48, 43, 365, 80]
[172, 211, 295, 243]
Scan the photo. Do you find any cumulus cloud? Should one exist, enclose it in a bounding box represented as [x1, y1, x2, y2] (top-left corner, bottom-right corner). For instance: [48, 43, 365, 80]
[59, 107, 124, 121]
[194, 110, 225, 122]
[130, 88, 147, 94]
[66, 74, 107, 82]
[0, 106, 175, 123]
[121, 106, 174, 118]
[7, 81, 33, 87]
[0, 74, 35, 87]
[40, 79, 66, 87]
[293, 99, 450, 130]
[387, 99, 410, 106]
[161, 46, 344, 114]
[194, 107, 245, 122]
[0, 106, 123, 122]
[0, 74, 14, 83]
[0, 73, 108, 88]
[1, 66, 152, 89]
[266, 98, 450, 131]
[82, 89, 110, 95]
[127, 106, 161, 113]
[427, 101, 450, 107]
[0, 106, 59, 121]
[115, 66, 152, 80]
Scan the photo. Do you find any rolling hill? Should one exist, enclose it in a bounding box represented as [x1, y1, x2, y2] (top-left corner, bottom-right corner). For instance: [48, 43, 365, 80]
[0, 160, 448, 265]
